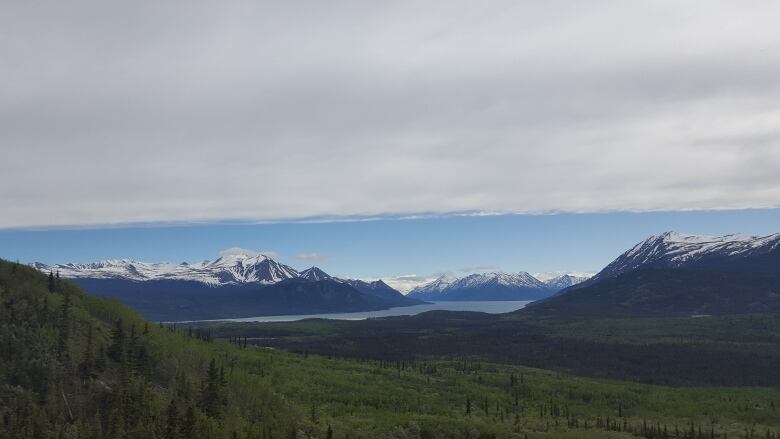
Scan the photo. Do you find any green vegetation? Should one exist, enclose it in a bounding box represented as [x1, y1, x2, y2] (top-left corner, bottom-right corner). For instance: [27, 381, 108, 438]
[198, 310, 780, 387]
[528, 314, 780, 346]
[2, 259, 780, 438]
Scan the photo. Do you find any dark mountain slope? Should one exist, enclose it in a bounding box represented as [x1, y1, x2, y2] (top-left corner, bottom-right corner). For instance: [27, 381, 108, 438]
[71, 277, 409, 321]
[527, 232, 780, 317]
[341, 279, 425, 306]
[38, 258, 420, 320]
[526, 268, 780, 317]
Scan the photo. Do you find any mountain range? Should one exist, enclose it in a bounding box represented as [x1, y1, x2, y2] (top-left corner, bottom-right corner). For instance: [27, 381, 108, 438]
[527, 231, 780, 316]
[31, 230, 780, 320]
[32, 253, 423, 321]
[407, 272, 591, 301]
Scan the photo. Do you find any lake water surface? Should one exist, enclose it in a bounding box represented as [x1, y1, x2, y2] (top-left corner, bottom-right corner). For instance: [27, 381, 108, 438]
[221, 300, 532, 322]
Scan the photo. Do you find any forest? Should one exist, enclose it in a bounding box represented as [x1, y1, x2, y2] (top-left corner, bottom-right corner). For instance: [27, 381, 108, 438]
[198, 310, 780, 387]
[2, 259, 780, 438]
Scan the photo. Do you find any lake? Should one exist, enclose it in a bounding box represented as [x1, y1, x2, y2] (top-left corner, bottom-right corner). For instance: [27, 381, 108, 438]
[220, 300, 532, 322]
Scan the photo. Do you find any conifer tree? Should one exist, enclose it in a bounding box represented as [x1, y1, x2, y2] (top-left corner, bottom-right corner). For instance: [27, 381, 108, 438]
[57, 290, 72, 360]
[183, 406, 196, 439]
[200, 359, 222, 418]
[108, 318, 125, 362]
[165, 399, 179, 439]
[79, 324, 94, 380]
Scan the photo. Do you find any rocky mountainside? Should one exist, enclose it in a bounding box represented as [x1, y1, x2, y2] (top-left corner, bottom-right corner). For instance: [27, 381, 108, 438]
[526, 231, 780, 317]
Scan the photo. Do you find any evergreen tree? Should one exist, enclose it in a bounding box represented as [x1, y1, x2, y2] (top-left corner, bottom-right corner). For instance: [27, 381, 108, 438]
[200, 359, 223, 418]
[47, 271, 55, 293]
[108, 318, 125, 362]
[79, 323, 94, 380]
[57, 290, 72, 360]
[183, 406, 196, 439]
[165, 399, 179, 439]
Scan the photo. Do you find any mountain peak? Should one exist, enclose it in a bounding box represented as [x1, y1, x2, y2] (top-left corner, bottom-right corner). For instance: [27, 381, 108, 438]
[408, 270, 570, 301]
[300, 267, 332, 281]
[595, 231, 780, 282]
[209, 252, 269, 267]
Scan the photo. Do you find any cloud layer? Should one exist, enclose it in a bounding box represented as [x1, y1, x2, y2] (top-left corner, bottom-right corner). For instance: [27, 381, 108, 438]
[296, 253, 329, 262]
[2, 1, 780, 228]
[369, 274, 445, 294]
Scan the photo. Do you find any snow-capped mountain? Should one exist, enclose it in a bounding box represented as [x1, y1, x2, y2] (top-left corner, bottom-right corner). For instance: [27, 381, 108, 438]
[299, 267, 332, 281]
[592, 231, 780, 282]
[32, 255, 423, 320]
[408, 271, 560, 301]
[527, 231, 780, 317]
[451, 272, 546, 290]
[542, 274, 591, 291]
[407, 274, 457, 296]
[32, 253, 300, 286]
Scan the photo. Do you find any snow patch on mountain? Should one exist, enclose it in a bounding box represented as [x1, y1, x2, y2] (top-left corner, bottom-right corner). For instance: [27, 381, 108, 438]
[32, 251, 300, 286]
[299, 267, 332, 281]
[407, 273, 458, 295]
[542, 274, 591, 291]
[533, 272, 595, 283]
[593, 231, 780, 281]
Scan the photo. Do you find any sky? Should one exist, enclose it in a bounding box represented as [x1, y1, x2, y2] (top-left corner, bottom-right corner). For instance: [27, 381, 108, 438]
[1, 1, 780, 229]
[2, 209, 779, 291]
[2, 2, 780, 289]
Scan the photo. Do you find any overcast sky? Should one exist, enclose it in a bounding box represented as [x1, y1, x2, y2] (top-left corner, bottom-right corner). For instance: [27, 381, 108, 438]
[2, 1, 780, 229]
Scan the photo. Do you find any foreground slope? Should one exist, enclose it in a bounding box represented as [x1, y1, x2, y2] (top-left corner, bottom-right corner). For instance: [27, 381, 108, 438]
[0, 259, 298, 438]
[3, 259, 780, 438]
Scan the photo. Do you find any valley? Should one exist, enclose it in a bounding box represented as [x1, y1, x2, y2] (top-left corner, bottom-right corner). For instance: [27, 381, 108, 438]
[3, 259, 779, 439]
[5, 231, 780, 438]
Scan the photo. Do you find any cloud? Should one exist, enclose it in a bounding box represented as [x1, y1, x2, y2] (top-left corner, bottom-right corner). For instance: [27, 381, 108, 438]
[219, 247, 278, 259]
[362, 273, 448, 293]
[295, 253, 329, 262]
[219, 247, 258, 257]
[2, 1, 780, 228]
[459, 265, 500, 273]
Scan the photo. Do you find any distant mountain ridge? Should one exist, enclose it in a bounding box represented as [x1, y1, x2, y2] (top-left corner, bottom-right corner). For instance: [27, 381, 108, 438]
[32, 253, 423, 320]
[527, 231, 780, 317]
[408, 271, 591, 301]
[32, 253, 300, 285]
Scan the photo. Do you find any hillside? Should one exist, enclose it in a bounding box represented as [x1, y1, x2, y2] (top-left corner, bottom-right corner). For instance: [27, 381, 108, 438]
[527, 232, 780, 317]
[0, 259, 298, 438]
[526, 268, 780, 317]
[70, 277, 418, 321]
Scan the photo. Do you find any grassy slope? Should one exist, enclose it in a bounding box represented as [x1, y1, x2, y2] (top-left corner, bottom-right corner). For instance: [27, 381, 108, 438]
[3, 259, 780, 438]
